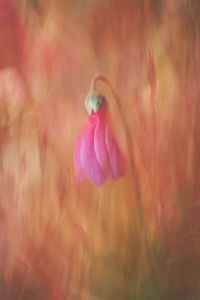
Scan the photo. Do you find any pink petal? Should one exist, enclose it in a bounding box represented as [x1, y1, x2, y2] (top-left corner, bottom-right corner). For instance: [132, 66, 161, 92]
[94, 112, 110, 173]
[105, 124, 126, 180]
[80, 116, 106, 186]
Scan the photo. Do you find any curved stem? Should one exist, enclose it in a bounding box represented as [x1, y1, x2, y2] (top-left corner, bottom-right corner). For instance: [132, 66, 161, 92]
[91, 75, 122, 109]
[90, 74, 157, 288]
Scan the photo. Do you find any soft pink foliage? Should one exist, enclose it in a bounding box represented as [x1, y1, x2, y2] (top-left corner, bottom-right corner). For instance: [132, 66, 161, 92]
[74, 107, 126, 186]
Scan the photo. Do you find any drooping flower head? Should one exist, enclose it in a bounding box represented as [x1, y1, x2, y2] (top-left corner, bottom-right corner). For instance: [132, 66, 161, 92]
[74, 80, 126, 186]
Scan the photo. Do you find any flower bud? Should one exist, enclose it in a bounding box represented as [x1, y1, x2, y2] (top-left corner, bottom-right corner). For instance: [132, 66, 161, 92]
[84, 91, 106, 114]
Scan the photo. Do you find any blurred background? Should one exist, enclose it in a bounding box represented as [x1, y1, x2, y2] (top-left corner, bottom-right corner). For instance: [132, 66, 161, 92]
[0, 0, 200, 299]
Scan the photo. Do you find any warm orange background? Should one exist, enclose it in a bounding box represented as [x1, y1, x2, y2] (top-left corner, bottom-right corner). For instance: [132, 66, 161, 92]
[0, 0, 200, 299]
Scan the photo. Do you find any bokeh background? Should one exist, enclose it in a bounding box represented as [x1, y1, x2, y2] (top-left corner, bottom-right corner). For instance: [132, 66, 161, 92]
[0, 0, 200, 299]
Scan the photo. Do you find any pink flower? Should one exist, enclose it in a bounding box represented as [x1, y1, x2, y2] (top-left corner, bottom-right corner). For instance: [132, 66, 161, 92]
[74, 91, 126, 186]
